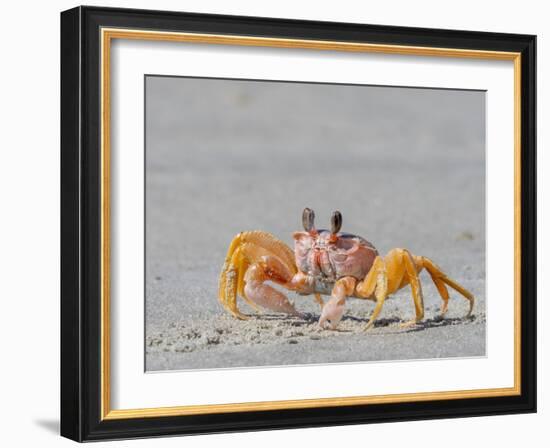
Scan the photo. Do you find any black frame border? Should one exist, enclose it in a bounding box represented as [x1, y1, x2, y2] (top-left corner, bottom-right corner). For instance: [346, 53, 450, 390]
[61, 6, 536, 442]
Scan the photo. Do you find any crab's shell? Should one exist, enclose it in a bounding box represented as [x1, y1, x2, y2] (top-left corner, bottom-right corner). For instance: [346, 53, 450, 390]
[293, 230, 378, 283]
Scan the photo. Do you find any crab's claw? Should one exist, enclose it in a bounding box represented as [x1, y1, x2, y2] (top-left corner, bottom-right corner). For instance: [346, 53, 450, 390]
[318, 296, 346, 330]
[318, 277, 355, 330]
[218, 231, 298, 319]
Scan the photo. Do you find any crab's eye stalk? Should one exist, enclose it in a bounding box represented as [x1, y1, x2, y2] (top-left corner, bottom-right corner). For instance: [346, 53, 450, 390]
[330, 210, 342, 235]
[302, 207, 316, 232]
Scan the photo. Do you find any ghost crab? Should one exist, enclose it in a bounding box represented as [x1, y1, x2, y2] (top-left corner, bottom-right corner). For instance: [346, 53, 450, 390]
[218, 208, 474, 330]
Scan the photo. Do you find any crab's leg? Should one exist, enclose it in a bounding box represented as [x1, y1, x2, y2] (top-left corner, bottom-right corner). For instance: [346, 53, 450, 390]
[220, 246, 251, 319]
[313, 293, 324, 309]
[235, 255, 261, 313]
[356, 256, 388, 330]
[415, 255, 475, 315]
[399, 249, 425, 328]
[415, 255, 451, 315]
[318, 277, 356, 329]
[359, 249, 425, 328]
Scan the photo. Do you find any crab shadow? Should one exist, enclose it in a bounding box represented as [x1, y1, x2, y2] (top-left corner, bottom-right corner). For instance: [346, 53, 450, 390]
[380, 314, 477, 333]
[340, 313, 477, 333]
[246, 313, 318, 326]
[243, 312, 477, 333]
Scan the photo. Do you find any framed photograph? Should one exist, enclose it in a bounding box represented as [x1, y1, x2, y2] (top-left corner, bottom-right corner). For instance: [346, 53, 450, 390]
[60, 6, 536, 442]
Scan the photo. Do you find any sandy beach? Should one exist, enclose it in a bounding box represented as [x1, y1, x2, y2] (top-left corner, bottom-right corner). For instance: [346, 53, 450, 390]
[145, 77, 486, 371]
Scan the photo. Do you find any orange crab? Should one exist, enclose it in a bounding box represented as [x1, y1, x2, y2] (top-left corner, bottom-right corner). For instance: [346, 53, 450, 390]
[218, 208, 474, 330]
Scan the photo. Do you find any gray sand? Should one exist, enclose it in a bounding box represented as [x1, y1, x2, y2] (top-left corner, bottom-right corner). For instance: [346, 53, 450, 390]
[145, 77, 486, 371]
